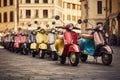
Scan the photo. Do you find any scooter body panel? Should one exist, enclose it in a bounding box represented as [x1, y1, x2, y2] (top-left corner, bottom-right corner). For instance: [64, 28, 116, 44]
[100, 45, 113, 54]
[55, 36, 64, 56]
[36, 32, 43, 43]
[79, 38, 95, 55]
[63, 30, 80, 56]
[48, 33, 57, 51]
[30, 43, 37, 49]
[14, 35, 20, 48]
[39, 43, 47, 50]
[68, 44, 81, 53]
[64, 31, 78, 45]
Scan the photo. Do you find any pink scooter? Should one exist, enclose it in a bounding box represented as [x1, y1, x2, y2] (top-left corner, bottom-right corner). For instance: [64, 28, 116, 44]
[55, 15, 81, 66]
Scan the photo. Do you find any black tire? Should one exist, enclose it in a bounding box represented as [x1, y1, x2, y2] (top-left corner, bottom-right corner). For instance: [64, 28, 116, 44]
[69, 52, 79, 66]
[80, 53, 88, 62]
[102, 53, 112, 65]
[32, 51, 36, 57]
[21, 48, 23, 54]
[23, 48, 28, 55]
[39, 50, 45, 59]
[51, 51, 58, 61]
[60, 56, 66, 64]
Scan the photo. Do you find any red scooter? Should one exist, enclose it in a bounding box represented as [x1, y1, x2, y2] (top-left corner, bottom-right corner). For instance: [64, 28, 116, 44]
[55, 15, 81, 66]
[14, 33, 21, 53]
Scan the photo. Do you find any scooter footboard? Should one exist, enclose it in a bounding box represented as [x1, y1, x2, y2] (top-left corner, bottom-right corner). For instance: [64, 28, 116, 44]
[30, 43, 37, 49]
[50, 44, 57, 51]
[69, 44, 81, 53]
[100, 45, 113, 54]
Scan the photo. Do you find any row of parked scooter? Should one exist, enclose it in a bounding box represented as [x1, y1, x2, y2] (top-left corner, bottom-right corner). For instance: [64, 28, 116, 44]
[0, 16, 113, 66]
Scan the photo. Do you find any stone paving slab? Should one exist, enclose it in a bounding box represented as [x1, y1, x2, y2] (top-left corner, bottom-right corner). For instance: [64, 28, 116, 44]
[0, 46, 120, 80]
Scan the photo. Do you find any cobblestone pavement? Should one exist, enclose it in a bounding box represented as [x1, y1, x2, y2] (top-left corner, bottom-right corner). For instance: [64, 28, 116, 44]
[0, 46, 120, 80]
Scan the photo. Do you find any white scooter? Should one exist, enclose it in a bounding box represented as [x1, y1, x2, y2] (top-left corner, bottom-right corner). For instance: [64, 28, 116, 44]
[46, 24, 58, 60]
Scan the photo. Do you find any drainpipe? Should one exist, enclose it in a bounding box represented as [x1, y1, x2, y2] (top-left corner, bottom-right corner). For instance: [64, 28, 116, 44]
[106, 0, 108, 18]
[17, 0, 19, 32]
[117, 13, 120, 46]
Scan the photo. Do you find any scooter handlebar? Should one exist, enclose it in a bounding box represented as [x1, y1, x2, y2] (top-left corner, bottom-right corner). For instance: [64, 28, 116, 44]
[55, 26, 63, 28]
[85, 28, 93, 31]
[74, 27, 81, 30]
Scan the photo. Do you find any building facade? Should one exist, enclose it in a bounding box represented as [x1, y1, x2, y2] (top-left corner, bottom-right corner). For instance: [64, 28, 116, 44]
[81, 0, 120, 45]
[81, 0, 107, 33]
[107, 0, 120, 45]
[0, 0, 18, 31]
[0, 0, 81, 32]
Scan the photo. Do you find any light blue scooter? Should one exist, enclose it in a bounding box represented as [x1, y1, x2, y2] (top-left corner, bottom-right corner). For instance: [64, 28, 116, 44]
[78, 19, 113, 65]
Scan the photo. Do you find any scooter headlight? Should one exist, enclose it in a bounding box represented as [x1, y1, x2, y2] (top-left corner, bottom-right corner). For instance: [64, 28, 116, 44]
[69, 23, 74, 30]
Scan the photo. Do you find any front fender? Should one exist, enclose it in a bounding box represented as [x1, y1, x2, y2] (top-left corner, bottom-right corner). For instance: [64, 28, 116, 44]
[69, 44, 81, 53]
[39, 43, 47, 50]
[100, 45, 113, 54]
[30, 43, 37, 49]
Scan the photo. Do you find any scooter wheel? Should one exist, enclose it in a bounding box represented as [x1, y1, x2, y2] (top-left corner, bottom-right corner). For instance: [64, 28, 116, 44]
[102, 53, 112, 65]
[69, 52, 79, 66]
[51, 52, 58, 61]
[32, 51, 36, 57]
[80, 53, 88, 62]
[39, 50, 45, 59]
[60, 56, 66, 64]
[23, 48, 28, 55]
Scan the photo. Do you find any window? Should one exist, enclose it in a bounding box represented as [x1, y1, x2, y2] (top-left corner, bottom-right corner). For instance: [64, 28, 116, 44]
[67, 15, 71, 20]
[63, 2, 66, 8]
[4, 12, 7, 22]
[67, 3, 70, 8]
[26, 0, 30, 3]
[72, 16, 76, 21]
[35, 10, 39, 18]
[97, 1, 102, 14]
[72, 4, 75, 9]
[10, 0, 13, 5]
[0, 13, 1, 23]
[20, 0, 22, 4]
[43, 10, 48, 18]
[52, 0, 54, 4]
[77, 16, 81, 19]
[77, 5, 81, 10]
[43, 0, 48, 3]
[4, 0, 7, 6]
[26, 10, 31, 18]
[10, 11, 14, 22]
[109, 0, 112, 13]
[35, 0, 39, 3]
[0, 0, 1, 7]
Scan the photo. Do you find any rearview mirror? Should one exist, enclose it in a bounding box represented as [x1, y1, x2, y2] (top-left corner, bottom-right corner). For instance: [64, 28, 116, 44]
[46, 24, 49, 27]
[55, 15, 60, 20]
[77, 19, 82, 24]
[52, 21, 56, 25]
[83, 19, 88, 23]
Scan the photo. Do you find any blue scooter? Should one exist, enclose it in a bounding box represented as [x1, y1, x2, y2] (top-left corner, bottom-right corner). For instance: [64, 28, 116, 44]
[79, 19, 113, 65]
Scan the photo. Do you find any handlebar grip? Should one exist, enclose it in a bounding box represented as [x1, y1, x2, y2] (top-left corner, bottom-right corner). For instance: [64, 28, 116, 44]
[85, 28, 93, 30]
[55, 26, 63, 28]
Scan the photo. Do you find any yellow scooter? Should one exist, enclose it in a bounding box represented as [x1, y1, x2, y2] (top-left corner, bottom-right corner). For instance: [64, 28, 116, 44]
[55, 31, 64, 57]
[36, 28, 48, 59]
[30, 27, 48, 58]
